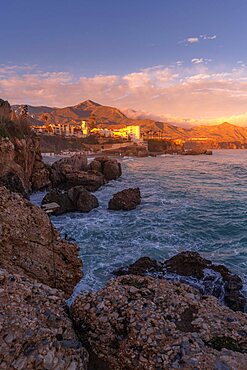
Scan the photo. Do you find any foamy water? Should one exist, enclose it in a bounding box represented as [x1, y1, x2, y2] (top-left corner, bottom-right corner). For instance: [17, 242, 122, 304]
[32, 150, 247, 297]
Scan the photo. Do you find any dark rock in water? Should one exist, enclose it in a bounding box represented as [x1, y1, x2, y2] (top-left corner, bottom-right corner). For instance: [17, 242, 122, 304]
[164, 251, 246, 312]
[42, 186, 99, 215]
[113, 257, 163, 276]
[68, 186, 99, 213]
[113, 251, 246, 312]
[0, 171, 28, 198]
[108, 188, 141, 211]
[89, 156, 122, 181]
[164, 251, 211, 279]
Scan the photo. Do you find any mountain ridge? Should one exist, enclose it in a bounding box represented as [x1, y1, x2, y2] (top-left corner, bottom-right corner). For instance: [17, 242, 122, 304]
[12, 100, 247, 142]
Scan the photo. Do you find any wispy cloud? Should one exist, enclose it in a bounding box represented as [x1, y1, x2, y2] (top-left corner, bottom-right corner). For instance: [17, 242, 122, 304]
[200, 34, 217, 40]
[180, 34, 217, 46]
[1, 63, 247, 126]
[191, 58, 212, 64]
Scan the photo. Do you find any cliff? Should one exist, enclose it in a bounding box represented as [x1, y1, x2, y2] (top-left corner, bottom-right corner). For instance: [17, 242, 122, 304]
[0, 136, 51, 194]
[0, 186, 88, 368]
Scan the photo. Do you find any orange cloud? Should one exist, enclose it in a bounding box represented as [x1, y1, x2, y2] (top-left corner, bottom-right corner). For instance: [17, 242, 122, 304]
[1, 63, 247, 126]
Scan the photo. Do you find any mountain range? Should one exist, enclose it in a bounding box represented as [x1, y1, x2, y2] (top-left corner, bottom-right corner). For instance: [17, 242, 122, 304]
[12, 100, 247, 143]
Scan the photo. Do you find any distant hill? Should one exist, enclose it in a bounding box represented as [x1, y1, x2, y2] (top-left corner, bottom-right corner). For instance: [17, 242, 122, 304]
[12, 100, 247, 142]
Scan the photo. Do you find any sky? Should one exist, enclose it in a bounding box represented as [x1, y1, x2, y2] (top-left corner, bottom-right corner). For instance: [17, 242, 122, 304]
[1, 0, 247, 126]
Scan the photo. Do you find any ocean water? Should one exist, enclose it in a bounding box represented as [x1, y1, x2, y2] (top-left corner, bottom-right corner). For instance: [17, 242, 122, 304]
[32, 150, 247, 296]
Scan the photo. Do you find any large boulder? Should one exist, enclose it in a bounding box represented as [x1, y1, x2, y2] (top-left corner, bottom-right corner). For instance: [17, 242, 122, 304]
[50, 154, 88, 188]
[89, 156, 122, 181]
[42, 186, 99, 215]
[0, 186, 82, 297]
[108, 188, 141, 211]
[0, 268, 88, 370]
[65, 170, 105, 192]
[72, 275, 247, 370]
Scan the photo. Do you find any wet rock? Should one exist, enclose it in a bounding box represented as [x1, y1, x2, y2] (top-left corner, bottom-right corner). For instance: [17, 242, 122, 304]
[71, 275, 247, 370]
[113, 257, 163, 276]
[42, 186, 99, 215]
[0, 186, 82, 296]
[108, 188, 141, 211]
[165, 251, 211, 279]
[115, 251, 246, 312]
[89, 156, 122, 181]
[164, 252, 246, 312]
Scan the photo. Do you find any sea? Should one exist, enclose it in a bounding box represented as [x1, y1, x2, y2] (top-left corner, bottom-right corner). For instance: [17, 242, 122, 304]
[31, 150, 247, 298]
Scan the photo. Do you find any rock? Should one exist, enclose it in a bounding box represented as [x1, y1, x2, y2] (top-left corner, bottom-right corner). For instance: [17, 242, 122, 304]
[165, 251, 211, 279]
[31, 163, 51, 191]
[108, 188, 141, 211]
[88, 159, 102, 172]
[101, 158, 122, 181]
[89, 156, 122, 181]
[0, 171, 28, 198]
[0, 186, 82, 297]
[68, 186, 99, 212]
[0, 269, 88, 370]
[114, 251, 246, 312]
[164, 251, 246, 312]
[71, 275, 247, 370]
[0, 137, 50, 193]
[65, 170, 105, 192]
[42, 186, 99, 215]
[42, 189, 74, 215]
[113, 257, 163, 276]
[50, 154, 88, 188]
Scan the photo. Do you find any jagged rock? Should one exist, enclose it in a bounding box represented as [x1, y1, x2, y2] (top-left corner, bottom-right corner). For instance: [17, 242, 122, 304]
[50, 154, 88, 188]
[0, 268, 88, 370]
[164, 251, 246, 312]
[72, 275, 247, 370]
[68, 186, 99, 212]
[165, 251, 211, 279]
[0, 137, 50, 193]
[113, 256, 163, 276]
[0, 171, 27, 198]
[89, 156, 122, 181]
[0, 186, 82, 297]
[65, 170, 105, 192]
[88, 159, 102, 172]
[42, 186, 99, 215]
[114, 251, 246, 312]
[0, 98, 11, 121]
[108, 188, 141, 211]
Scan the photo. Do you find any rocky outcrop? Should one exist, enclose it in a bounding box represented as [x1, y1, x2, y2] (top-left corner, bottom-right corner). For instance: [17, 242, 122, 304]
[113, 251, 246, 312]
[0, 268, 88, 370]
[0, 186, 82, 296]
[89, 156, 122, 181]
[0, 98, 11, 121]
[50, 154, 106, 191]
[108, 188, 141, 211]
[72, 275, 247, 370]
[42, 186, 99, 215]
[0, 137, 50, 194]
[50, 155, 122, 192]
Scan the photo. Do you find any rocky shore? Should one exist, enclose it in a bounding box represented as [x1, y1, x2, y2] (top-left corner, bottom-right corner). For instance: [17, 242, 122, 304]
[1, 132, 247, 369]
